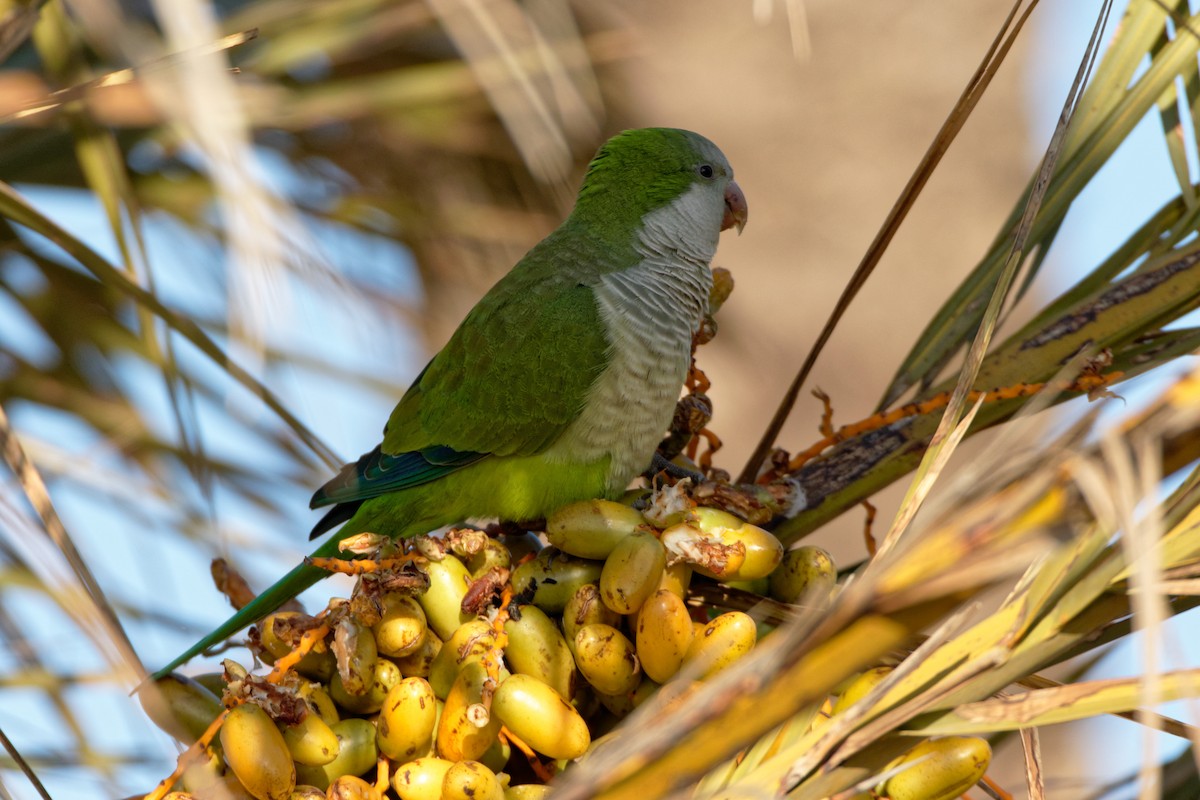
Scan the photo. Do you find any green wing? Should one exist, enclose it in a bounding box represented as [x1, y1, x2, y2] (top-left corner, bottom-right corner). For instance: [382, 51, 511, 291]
[385, 269, 611, 456]
[311, 247, 612, 511]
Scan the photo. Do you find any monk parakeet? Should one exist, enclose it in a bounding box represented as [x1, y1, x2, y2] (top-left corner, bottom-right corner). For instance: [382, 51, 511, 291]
[154, 127, 747, 678]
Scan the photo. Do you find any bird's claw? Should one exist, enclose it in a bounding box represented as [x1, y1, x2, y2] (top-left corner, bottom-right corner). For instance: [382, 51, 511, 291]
[648, 451, 707, 484]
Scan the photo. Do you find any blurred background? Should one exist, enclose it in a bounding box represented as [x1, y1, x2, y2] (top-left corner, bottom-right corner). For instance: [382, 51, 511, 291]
[0, 0, 1190, 797]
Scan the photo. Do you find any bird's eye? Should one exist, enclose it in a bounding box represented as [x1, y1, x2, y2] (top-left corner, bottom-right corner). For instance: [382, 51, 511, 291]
[697, 164, 714, 179]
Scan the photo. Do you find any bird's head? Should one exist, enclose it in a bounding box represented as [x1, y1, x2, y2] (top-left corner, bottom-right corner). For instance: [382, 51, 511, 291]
[572, 128, 748, 249]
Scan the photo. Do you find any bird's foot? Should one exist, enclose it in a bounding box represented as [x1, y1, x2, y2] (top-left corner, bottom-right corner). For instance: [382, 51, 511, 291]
[648, 451, 707, 484]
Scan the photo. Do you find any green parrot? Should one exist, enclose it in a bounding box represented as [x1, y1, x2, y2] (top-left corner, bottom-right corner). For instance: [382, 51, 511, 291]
[153, 127, 747, 678]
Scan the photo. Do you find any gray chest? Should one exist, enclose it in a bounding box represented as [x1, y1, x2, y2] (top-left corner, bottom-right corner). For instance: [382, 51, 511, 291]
[543, 181, 724, 490]
[545, 259, 712, 491]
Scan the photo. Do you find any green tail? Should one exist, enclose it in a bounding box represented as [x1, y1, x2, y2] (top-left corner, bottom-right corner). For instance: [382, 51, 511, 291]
[151, 539, 343, 680]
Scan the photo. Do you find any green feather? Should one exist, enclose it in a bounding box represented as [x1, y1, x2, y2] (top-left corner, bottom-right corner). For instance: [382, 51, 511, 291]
[382, 277, 610, 456]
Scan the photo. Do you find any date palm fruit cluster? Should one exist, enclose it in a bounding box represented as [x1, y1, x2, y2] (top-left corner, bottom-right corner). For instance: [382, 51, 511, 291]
[143, 495, 991, 800]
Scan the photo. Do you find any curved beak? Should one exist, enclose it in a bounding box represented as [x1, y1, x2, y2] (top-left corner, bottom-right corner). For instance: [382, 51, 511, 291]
[722, 180, 748, 235]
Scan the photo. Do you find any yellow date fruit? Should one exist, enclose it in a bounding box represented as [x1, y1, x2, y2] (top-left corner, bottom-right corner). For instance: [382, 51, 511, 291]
[326, 775, 379, 800]
[293, 718, 377, 792]
[392, 758, 453, 800]
[504, 604, 577, 700]
[492, 673, 590, 760]
[297, 682, 339, 726]
[511, 548, 603, 613]
[600, 529, 666, 614]
[662, 508, 783, 582]
[330, 656, 401, 714]
[833, 666, 893, 714]
[442, 760, 504, 800]
[466, 537, 512, 577]
[562, 583, 620, 655]
[769, 545, 836, 605]
[883, 736, 991, 800]
[394, 628, 442, 678]
[373, 593, 428, 658]
[684, 611, 757, 678]
[437, 661, 501, 762]
[219, 703, 296, 800]
[289, 788, 325, 800]
[429, 619, 496, 699]
[573, 623, 640, 695]
[280, 712, 340, 766]
[258, 612, 335, 682]
[636, 589, 693, 683]
[259, 612, 309, 658]
[377, 677, 438, 763]
[418, 556, 475, 640]
[546, 499, 647, 560]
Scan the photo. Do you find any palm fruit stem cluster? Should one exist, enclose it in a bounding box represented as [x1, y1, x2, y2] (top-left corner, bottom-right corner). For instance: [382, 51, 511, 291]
[141, 482, 994, 800]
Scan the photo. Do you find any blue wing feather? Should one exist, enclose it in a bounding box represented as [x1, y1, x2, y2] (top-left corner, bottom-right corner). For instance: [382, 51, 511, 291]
[310, 445, 486, 509]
